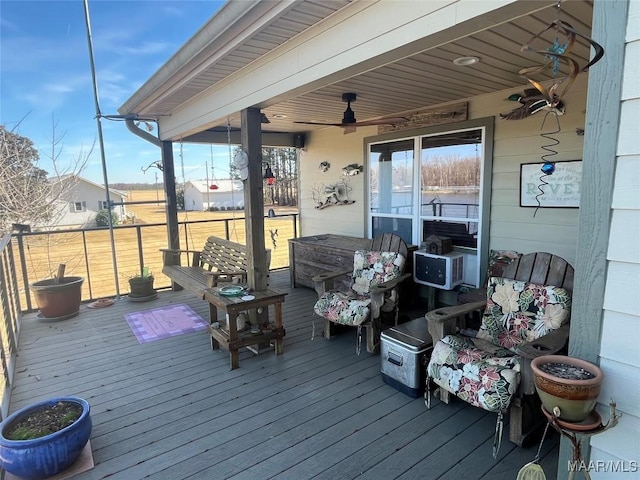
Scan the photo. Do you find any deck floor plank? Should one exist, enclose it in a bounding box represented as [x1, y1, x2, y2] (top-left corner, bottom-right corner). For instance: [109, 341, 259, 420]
[9, 269, 558, 479]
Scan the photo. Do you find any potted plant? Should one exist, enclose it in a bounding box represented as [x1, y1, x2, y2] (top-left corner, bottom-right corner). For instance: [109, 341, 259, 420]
[0, 396, 92, 479]
[128, 266, 156, 301]
[531, 354, 604, 423]
[29, 264, 84, 320]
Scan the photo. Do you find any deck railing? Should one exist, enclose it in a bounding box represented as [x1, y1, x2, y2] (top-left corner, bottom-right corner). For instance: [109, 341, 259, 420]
[10, 213, 298, 313]
[0, 233, 22, 419]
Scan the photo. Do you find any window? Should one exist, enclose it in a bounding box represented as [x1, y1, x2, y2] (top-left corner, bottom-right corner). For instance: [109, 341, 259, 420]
[369, 139, 415, 243]
[73, 201, 86, 212]
[367, 119, 494, 287]
[98, 200, 110, 211]
[420, 129, 481, 250]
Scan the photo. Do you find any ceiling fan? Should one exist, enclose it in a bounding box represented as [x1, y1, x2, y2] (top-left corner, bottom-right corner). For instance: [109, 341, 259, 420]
[294, 93, 408, 133]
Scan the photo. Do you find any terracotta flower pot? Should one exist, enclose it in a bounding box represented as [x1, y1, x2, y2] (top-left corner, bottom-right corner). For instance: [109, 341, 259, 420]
[531, 354, 604, 423]
[29, 277, 84, 320]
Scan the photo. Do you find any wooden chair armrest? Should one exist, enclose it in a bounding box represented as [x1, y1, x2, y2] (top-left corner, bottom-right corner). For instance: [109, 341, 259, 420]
[312, 269, 352, 297]
[425, 300, 486, 324]
[425, 300, 486, 344]
[516, 324, 570, 396]
[517, 324, 570, 359]
[370, 272, 412, 294]
[159, 248, 202, 254]
[370, 273, 412, 312]
[161, 248, 203, 267]
[204, 271, 247, 288]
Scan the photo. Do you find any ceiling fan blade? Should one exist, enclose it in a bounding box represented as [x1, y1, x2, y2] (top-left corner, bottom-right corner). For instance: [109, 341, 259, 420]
[295, 116, 408, 128]
[293, 121, 345, 126]
[352, 117, 408, 127]
[295, 93, 408, 130]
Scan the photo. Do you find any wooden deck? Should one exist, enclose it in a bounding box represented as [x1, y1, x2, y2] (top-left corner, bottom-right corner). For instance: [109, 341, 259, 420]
[9, 270, 558, 479]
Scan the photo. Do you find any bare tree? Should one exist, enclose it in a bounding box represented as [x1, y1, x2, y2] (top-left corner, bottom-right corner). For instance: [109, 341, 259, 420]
[0, 118, 92, 235]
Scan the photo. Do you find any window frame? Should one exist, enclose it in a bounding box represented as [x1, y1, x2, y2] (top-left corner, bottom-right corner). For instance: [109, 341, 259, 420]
[364, 117, 494, 287]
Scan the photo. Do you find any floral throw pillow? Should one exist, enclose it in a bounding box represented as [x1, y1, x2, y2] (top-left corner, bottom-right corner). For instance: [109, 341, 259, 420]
[476, 277, 571, 352]
[350, 250, 405, 296]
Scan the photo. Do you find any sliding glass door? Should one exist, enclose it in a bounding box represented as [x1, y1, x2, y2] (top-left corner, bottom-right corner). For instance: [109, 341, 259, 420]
[367, 120, 493, 287]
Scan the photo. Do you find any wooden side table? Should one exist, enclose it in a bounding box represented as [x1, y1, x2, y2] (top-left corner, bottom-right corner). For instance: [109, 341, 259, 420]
[204, 287, 287, 370]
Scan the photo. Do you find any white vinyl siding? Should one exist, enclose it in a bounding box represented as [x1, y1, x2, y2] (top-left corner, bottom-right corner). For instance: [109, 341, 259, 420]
[590, 0, 640, 473]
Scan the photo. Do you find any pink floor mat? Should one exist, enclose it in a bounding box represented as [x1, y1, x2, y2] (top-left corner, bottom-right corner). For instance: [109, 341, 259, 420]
[124, 304, 208, 344]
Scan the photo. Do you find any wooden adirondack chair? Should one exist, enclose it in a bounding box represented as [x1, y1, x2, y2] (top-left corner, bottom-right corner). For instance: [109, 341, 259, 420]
[424, 252, 574, 455]
[312, 233, 411, 354]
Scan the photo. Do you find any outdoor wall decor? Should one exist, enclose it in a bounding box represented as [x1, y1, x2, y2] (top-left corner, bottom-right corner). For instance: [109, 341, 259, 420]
[311, 180, 355, 210]
[520, 160, 581, 208]
[318, 161, 330, 172]
[341, 163, 363, 176]
[377, 102, 468, 134]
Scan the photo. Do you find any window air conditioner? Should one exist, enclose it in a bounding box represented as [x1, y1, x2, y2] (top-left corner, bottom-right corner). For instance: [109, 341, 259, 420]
[413, 251, 464, 290]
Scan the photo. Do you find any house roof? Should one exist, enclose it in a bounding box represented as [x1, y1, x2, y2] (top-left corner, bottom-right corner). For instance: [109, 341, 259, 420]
[119, 0, 594, 143]
[185, 179, 244, 193]
[49, 174, 129, 198]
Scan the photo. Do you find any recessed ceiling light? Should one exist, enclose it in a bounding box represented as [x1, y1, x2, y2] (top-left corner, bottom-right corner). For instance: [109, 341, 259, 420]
[453, 56, 480, 66]
[272, 114, 288, 119]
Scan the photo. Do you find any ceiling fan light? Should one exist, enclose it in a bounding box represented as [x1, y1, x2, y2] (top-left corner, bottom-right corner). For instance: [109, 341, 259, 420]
[272, 114, 287, 119]
[453, 56, 480, 66]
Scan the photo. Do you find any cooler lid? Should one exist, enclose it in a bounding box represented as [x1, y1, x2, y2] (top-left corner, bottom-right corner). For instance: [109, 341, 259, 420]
[382, 317, 432, 350]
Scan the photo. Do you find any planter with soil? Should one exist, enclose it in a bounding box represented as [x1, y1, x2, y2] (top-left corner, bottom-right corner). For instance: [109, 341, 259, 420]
[0, 396, 92, 479]
[128, 267, 157, 302]
[531, 354, 604, 423]
[29, 264, 84, 320]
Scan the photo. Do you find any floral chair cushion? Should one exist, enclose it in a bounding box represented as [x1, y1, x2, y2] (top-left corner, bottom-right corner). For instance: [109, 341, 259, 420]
[427, 335, 521, 413]
[313, 250, 405, 326]
[313, 291, 371, 326]
[477, 277, 571, 352]
[350, 250, 405, 296]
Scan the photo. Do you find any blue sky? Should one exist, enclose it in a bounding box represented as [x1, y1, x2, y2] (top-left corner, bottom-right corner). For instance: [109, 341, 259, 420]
[1, 0, 233, 185]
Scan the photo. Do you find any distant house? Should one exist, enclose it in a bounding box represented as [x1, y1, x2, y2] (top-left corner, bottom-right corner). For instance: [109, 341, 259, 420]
[44, 175, 128, 229]
[183, 179, 244, 211]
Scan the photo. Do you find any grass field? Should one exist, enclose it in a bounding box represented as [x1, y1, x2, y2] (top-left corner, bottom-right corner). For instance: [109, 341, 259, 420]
[16, 190, 298, 307]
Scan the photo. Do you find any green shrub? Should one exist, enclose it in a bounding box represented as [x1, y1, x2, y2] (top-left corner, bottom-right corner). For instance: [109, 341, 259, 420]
[95, 209, 119, 227]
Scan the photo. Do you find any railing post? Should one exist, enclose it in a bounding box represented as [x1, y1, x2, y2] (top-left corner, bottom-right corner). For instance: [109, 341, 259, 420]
[15, 233, 32, 311]
[224, 220, 230, 241]
[292, 214, 298, 238]
[81, 231, 93, 299]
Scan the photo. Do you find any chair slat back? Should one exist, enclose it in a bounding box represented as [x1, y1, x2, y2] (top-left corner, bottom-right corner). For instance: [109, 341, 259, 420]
[370, 233, 408, 260]
[501, 252, 574, 294]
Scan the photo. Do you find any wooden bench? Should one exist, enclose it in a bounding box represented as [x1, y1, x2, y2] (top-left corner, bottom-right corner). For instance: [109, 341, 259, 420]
[162, 236, 271, 299]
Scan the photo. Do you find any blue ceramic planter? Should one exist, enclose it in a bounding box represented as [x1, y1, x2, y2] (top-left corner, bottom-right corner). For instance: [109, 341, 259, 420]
[0, 396, 91, 480]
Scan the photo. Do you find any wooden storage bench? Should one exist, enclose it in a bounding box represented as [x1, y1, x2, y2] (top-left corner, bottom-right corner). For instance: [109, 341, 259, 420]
[162, 236, 270, 299]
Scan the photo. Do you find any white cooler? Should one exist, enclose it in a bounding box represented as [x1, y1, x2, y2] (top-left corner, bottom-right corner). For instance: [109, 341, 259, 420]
[380, 317, 432, 397]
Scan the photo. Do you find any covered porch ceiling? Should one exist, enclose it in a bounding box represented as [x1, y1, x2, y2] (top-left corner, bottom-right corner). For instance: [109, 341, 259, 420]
[118, 0, 594, 144]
